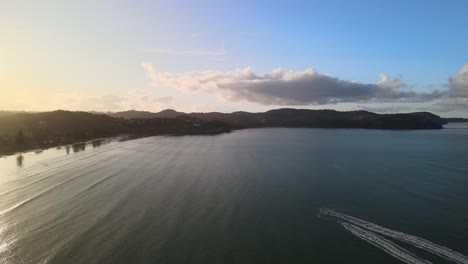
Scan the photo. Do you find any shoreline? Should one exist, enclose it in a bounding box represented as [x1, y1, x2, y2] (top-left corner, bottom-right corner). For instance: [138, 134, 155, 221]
[1, 125, 449, 158]
[0, 129, 232, 158]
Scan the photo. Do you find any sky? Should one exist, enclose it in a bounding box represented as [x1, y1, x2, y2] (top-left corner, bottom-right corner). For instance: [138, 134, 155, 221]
[1, 0, 468, 117]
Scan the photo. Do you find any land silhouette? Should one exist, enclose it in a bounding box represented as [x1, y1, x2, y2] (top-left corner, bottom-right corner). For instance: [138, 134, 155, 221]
[0, 108, 449, 155]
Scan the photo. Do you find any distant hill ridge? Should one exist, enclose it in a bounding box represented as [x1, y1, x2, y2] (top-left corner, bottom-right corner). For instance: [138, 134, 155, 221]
[0, 109, 448, 155]
[110, 108, 446, 129]
[444, 117, 468, 123]
[0, 110, 230, 155]
[109, 109, 185, 119]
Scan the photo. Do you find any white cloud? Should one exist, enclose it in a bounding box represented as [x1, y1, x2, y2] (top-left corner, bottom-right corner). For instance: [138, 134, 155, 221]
[142, 63, 445, 106]
[449, 64, 468, 97]
[425, 64, 468, 113]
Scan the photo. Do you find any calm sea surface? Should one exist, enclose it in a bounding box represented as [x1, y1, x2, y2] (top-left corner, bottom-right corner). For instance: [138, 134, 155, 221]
[1, 124, 467, 263]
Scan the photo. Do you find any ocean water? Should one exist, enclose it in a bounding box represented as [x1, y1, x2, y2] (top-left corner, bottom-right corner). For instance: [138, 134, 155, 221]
[0, 125, 467, 264]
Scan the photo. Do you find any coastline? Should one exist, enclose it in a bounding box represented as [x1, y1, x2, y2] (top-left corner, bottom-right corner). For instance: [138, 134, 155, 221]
[0, 129, 232, 157]
[1, 124, 449, 158]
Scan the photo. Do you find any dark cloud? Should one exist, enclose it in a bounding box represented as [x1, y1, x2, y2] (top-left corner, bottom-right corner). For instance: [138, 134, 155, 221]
[144, 64, 445, 106]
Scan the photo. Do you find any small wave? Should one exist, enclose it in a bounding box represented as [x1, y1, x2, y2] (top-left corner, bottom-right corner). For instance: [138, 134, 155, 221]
[78, 171, 121, 194]
[319, 208, 468, 264]
[0, 146, 143, 216]
[342, 222, 431, 264]
[2, 142, 133, 183]
[0, 144, 142, 197]
[0, 165, 111, 216]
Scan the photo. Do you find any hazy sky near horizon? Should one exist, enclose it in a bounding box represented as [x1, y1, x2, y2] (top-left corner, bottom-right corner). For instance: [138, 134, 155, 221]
[1, 0, 468, 116]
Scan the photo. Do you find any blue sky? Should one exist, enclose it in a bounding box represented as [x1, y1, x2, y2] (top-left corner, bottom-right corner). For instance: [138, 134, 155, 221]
[1, 0, 467, 116]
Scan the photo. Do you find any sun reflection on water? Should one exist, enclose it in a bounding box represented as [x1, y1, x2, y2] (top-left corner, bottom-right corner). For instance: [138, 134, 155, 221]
[0, 221, 15, 264]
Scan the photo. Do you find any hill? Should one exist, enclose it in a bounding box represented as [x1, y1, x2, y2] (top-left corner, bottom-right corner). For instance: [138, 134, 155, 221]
[0, 110, 230, 155]
[109, 109, 185, 119]
[408, 112, 447, 125]
[194, 109, 443, 129]
[444, 118, 468, 123]
[0, 108, 444, 155]
[110, 108, 444, 130]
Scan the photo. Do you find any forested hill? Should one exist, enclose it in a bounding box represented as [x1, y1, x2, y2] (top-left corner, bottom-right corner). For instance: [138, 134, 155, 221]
[109, 109, 185, 119]
[111, 108, 445, 130]
[0, 109, 445, 155]
[0, 110, 230, 155]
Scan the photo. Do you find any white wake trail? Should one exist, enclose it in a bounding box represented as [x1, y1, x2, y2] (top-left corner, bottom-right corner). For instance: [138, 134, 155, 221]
[320, 208, 468, 264]
[342, 222, 431, 264]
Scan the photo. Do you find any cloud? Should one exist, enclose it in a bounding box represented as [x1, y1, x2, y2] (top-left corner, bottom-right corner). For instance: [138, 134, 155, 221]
[449, 64, 468, 97]
[425, 64, 468, 113]
[142, 64, 446, 106]
[133, 94, 172, 104]
[358, 65, 468, 113]
[48, 92, 175, 112]
[143, 45, 226, 56]
[126, 86, 174, 107]
[54, 94, 130, 112]
[153, 95, 173, 104]
[353, 104, 425, 113]
[432, 98, 468, 112]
